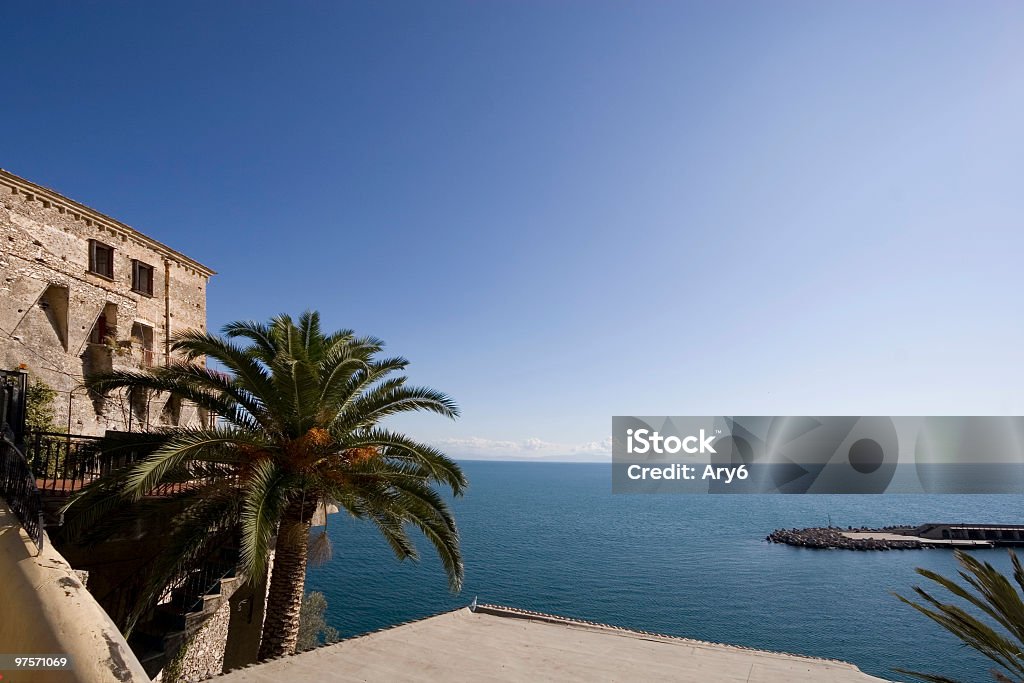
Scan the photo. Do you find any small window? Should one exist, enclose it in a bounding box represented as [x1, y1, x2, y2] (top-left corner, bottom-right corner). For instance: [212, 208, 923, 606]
[88, 240, 114, 279]
[132, 260, 154, 296]
[89, 304, 117, 344]
[131, 321, 155, 366]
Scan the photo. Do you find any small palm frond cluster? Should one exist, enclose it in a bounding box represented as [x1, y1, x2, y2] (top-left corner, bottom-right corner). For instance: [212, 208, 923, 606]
[63, 311, 466, 646]
[894, 549, 1024, 683]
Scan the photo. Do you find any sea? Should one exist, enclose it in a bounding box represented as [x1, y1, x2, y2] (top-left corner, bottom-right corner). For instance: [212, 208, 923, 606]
[305, 461, 1024, 683]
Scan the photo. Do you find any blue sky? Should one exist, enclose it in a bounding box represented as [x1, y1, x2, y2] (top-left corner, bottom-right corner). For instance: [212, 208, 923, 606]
[4, 2, 1023, 460]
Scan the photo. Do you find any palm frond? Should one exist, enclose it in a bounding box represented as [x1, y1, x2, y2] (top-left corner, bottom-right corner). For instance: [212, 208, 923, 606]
[894, 549, 1024, 682]
[383, 473, 462, 590]
[334, 357, 410, 414]
[308, 530, 333, 567]
[336, 427, 467, 495]
[337, 384, 459, 431]
[85, 368, 259, 432]
[239, 458, 291, 579]
[122, 426, 264, 500]
[222, 320, 278, 362]
[168, 331, 281, 424]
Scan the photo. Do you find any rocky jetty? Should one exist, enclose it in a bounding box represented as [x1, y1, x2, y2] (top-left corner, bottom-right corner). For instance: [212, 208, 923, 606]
[766, 526, 926, 551]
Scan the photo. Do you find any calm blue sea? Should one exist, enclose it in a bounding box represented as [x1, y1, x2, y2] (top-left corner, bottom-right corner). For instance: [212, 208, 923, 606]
[306, 461, 1024, 683]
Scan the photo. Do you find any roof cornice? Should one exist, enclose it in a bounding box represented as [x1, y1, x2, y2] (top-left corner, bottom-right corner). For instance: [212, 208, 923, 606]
[0, 168, 216, 277]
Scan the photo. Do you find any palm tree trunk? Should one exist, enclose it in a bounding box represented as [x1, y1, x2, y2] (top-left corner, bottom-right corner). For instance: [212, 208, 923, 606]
[258, 498, 314, 660]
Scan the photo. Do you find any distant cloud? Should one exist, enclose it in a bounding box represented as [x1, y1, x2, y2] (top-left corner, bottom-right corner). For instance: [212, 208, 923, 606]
[433, 436, 612, 462]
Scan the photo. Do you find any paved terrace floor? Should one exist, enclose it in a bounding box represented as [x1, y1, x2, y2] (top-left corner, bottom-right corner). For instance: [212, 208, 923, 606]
[213, 605, 888, 682]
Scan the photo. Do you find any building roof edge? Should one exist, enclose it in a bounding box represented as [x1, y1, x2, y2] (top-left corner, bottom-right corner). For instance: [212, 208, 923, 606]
[0, 168, 216, 277]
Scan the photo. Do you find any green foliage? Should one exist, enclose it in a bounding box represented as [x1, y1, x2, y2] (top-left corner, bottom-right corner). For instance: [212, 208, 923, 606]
[25, 376, 62, 434]
[297, 591, 339, 651]
[63, 311, 465, 656]
[894, 549, 1024, 683]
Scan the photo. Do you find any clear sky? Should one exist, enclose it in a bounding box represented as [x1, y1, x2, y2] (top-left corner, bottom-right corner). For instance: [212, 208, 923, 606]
[3, 2, 1023, 460]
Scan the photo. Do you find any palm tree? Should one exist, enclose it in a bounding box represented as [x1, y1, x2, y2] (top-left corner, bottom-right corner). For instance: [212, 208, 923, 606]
[64, 311, 466, 660]
[894, 549, 1024, 683]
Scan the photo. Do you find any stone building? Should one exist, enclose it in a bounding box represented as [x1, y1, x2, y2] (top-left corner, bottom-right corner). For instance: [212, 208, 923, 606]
[0, 168, 215, 436]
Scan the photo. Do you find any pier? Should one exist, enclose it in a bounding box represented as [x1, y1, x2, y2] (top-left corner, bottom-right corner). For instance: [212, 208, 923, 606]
[767, 523, 1024, 550]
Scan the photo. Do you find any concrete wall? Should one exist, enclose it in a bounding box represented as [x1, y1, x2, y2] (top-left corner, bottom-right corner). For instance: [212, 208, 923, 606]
[0, 500, 149, 683]
[222, 557, 272, 673]
[0, 169, 214, 436]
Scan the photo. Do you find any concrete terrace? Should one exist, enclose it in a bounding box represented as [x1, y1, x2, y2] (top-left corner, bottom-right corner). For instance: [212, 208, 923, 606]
[212, 604, 888, 683]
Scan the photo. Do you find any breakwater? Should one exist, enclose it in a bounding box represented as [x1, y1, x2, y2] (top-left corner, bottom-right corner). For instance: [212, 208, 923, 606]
[767, 523, 1024, 549]
[767, 527, 928, 550]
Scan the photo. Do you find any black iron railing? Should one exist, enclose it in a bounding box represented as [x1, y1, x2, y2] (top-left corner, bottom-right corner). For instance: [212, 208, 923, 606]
[157, 527, 240, 615]
[26, 431, 103, 495]
[0, 432, 45, 552]
[0, 370, 27, 445]
[26, 431, 201, 496]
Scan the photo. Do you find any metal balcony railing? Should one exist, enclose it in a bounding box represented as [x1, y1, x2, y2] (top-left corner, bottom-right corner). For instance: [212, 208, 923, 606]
[156, 526, 240, 615]
[26, 431, 198, 496]
[0, 432, 45, 551]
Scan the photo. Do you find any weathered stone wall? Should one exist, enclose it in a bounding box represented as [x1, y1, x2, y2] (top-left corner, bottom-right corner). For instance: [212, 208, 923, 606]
[0, 170, 213, 435]
[161, 598, 232, 683]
